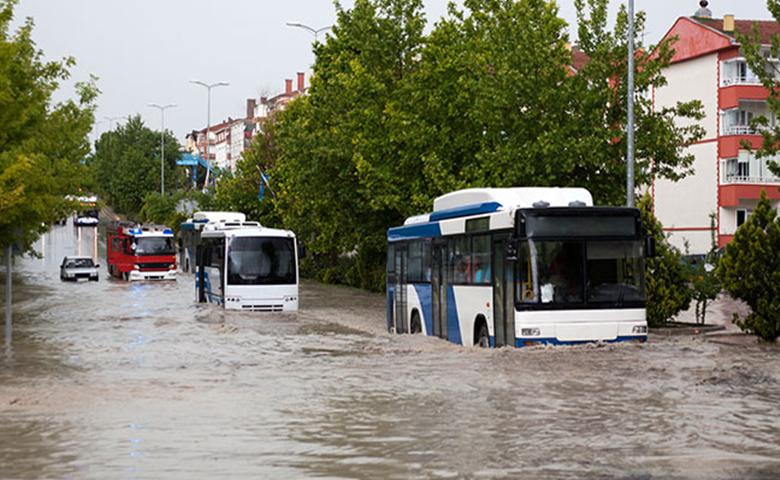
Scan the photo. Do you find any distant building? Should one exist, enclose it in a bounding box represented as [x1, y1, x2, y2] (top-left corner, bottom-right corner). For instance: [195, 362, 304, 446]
[185, 117, 253, 174]
[250, 72, 307, 130]
[652, 3, 780, 253]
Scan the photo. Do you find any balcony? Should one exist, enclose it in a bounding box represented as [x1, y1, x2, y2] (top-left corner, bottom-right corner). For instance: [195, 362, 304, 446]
[721, 154, 780, 186]
[721, 75, 762, 87]
[720, 57, 778, 87]
[722, 174, 780, 185]
[722, 125, 758, 136]
[721, 103, 775, 137]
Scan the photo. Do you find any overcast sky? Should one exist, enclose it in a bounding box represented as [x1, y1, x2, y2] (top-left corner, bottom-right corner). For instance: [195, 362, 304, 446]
[11, 0, 775, 144]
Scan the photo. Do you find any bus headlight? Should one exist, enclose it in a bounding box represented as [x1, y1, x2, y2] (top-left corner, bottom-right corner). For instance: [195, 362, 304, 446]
[521, 328, 541, 337]
[632, 325, 648, 334]
[133, 264, 140, 270]
[284, 296, 297, 303]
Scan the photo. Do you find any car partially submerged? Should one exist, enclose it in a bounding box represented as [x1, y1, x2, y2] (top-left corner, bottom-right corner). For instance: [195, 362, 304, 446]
[60, 256, 99, 281]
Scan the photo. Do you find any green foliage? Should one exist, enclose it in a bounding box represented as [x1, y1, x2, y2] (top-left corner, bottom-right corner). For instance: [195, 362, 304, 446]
[638, 193, 691, 327]
[737, 1, 780, 177]
[139, 190, 198, 237]
[210, 118, 281, 226]
[573, 0, 706, 204]
[684, 214, 721, 325]
[717, 191, 780, 342]
[268, 0, 425, 290]
[91, 114, 182, 216]
[0, 0, 98, 251]
[220, 0, 707, 290]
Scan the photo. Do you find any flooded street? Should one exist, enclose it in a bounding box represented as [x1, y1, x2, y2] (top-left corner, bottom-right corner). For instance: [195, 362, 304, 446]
[1, 224, 780, 479]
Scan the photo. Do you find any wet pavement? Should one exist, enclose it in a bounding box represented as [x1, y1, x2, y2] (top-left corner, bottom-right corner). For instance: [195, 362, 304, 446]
[1, 222, 779, 479]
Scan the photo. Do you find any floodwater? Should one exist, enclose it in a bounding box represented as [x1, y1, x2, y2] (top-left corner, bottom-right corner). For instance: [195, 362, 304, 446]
[1, 223, 779, 480]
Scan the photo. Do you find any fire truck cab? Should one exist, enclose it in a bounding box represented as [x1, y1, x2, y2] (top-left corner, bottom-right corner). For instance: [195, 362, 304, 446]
[107, 222, 177, 281]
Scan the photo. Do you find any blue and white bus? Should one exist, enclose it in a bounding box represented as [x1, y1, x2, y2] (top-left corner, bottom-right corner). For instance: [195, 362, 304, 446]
[196, 220, 299, 312]
[386, 188, 651, 348]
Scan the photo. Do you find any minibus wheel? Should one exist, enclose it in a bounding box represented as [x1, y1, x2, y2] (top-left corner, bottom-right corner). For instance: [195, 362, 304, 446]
[410, 311, 422, 334]
[475, 320, 489, 348]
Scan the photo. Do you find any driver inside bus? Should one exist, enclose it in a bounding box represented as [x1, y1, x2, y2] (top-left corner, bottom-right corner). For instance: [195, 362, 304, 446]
[541, 244, 583, 303]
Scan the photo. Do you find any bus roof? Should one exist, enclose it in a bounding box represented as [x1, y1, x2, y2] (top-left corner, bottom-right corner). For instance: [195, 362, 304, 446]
[402, 188, 593, 226]
[192, 211, 246, 223]
[433, 188, 592, 212]
[201, 223, 295, 239]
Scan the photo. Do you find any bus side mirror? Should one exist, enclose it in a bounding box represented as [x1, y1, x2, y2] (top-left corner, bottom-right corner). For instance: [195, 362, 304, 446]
[506, 239, 518, 261]
[645, 236, 657, 258]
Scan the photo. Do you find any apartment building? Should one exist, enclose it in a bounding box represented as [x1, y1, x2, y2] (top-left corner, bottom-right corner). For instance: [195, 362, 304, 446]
[185, 117, 253, 173]
[250, 72, 306, 129]
[653, 2, 780, 253]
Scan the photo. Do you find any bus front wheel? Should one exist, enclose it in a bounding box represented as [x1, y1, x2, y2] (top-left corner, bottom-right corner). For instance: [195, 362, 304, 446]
[410, 311, 422, 334]
[476, 321, 490, 348]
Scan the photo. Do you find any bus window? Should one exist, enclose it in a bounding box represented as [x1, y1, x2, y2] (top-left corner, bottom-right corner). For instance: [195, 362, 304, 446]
[586, 240, 645, 304]
[535, 241, 583, 304]
[407, 241, 431, 283]
[387, 245, 395, 273]
[516, 242, 535, 303]
[472, 235, 491, 284]
[448, 237, 471, 284]
[408, 242, 422, 283]
[421, 241, 431, 282]
[227, 237, 295, 285]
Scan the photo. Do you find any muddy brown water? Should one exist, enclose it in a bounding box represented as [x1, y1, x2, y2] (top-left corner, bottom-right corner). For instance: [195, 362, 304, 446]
[1, 223, 779, 479]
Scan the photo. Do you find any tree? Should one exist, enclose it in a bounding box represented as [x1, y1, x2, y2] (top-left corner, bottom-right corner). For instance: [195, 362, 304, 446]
[638, 193, 691, 327]
[0, 0, 98, 252]
[738, 0, 780, 178]
[717, 191, 780, 342]
[91, 115, 182, 216]
[229, 0, 709, 290]
[405, 0, 706, 207]
[270, 0, 426, 290]
[571, 0, 706, 205]
[685, 214, 721, 325]
[211, 117, 281, 226]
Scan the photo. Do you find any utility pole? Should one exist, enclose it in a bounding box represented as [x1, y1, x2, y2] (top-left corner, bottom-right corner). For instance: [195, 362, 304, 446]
[148, 103, 177, 196]
[190, 80, 229, 189]
[5, 246, 11, 350]
[627, 0, 636, 207]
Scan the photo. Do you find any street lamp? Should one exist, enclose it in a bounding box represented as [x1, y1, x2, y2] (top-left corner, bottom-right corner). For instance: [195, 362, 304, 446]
[286, 21, 332, 43]
[103, 116, 127, 166]
[189, 80, 229, 189]
[148, 103, 177, 196]
[104, 115, 127, 132]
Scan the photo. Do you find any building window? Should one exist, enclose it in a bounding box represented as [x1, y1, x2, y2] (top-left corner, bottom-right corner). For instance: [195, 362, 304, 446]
[736, 209, 753, 228]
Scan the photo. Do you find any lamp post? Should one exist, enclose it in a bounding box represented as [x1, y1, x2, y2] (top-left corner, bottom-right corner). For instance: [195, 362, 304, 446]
[286, 21, 332, 42]
[103, 116, 126, 169]
[627, 0, 635, 207]
[148, 103, 177, 196]
[104, 115, 127, 132]
[190, 80, 229, 189]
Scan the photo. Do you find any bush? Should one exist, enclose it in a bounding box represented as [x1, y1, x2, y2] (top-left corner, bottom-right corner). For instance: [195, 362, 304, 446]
[638, 193, 692, 327]
[717, 190, 780, 342]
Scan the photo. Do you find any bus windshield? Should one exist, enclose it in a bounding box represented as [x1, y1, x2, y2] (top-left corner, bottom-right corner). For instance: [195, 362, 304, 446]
[516, 239, 645, 307]
[227, 237, 296, 285]
[135, 237, 175, 256]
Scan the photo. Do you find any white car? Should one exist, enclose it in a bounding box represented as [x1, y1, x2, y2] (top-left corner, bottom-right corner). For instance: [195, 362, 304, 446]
[60, 256, 99, 282]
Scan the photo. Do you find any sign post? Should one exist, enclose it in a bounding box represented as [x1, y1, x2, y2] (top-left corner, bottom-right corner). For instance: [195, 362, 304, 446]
[5, 245, 12, 349]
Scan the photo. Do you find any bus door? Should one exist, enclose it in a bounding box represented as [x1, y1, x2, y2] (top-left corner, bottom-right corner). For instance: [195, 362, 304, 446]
[492, 235, 516, 347]
[431, 241, 448, 339]
[394, 244, 408, 334]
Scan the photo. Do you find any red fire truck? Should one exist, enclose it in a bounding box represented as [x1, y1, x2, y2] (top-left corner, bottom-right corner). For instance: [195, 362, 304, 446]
[107, 222, 177, 281]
